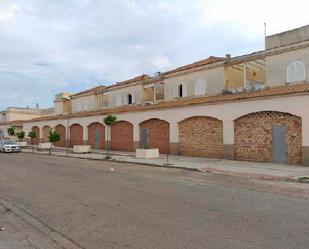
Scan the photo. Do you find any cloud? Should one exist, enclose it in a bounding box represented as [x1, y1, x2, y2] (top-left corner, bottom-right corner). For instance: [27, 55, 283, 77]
[0, 0, 308, 109]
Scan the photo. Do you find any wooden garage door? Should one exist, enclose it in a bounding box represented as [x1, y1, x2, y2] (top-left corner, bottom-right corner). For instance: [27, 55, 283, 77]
[179, 116, 223, 158]
[234, 111, 302, 164]
[54, 124, 66, 147]
[31, 126, 40, 145]
[111, 121, 133, 152]
[70, 124, 83, 146]
[140, 119, 170, 154]
[88, 122, 105, 150]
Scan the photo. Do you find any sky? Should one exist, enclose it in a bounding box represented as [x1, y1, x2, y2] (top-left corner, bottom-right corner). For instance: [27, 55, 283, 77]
[1, 0, 309, 110]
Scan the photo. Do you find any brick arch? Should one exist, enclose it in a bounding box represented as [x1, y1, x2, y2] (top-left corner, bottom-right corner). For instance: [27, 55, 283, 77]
[42, 125, 52, 142]
[179, 116, 223, 158]
[69, 124, 83, 146]
[31, 126, 40, 145]
[111, 121, 133, 152]
[54, 124, 66, 147]
[234, 111, 302, 164]
[88, 122, 105, 150]
[140, 118, 170, 154]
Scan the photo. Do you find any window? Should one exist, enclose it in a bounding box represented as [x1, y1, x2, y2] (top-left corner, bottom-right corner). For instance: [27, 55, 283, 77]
[194, 79, 206, 96]
[178, 84, 183, 97]
[287, 61, 305, 83]
[128, 94, 133, 104]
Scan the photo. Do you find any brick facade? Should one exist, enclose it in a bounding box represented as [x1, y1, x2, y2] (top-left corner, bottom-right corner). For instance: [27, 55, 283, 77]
[88, 122, 105, 149]
[31, 126, 40, 145]
[42, 126, 52, 142]
[54, 124, 66, 147]
[235, 111, 302, 164]
[111, 121, 133, 152]
[140, 119, 170, 154]
[70, 124, 83, 146]
[179, 116, 223, 158]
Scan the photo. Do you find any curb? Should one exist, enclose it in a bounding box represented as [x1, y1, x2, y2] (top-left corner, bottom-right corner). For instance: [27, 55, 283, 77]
[20, 151, 200, 172]
[20, 151, 307, 182]
[200, 167, 296, 182]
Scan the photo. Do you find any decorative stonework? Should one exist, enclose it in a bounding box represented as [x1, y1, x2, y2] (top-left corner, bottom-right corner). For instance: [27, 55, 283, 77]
[179, 116, 223, 158]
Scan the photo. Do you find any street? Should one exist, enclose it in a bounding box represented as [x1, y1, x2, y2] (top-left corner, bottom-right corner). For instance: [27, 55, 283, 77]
[0, 153, 309, 249]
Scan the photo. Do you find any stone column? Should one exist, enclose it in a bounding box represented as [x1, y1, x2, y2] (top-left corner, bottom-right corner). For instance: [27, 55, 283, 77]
[169, 121, 179, 155]
[132, 123, 140, 151]
[223, 120, 235, 160]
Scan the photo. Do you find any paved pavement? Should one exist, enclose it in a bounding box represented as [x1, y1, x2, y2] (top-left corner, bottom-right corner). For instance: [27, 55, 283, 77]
[23, 146, 309, 181]
[1, 153, 309, 249]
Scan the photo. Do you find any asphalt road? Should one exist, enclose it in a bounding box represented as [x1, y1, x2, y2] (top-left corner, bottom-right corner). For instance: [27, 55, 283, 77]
[0, 152, 309, 249]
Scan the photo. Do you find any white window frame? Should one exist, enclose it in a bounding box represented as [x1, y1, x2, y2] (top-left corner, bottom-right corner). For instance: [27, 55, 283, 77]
[287, 60, 306, 83]
[194, 79, 206, 96]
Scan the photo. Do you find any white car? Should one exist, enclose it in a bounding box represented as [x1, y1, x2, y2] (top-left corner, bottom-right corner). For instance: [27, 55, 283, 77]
[0, 140, 20, 153]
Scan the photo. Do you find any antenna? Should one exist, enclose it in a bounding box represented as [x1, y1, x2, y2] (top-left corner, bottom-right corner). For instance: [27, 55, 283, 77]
[264, 22, 267, 49]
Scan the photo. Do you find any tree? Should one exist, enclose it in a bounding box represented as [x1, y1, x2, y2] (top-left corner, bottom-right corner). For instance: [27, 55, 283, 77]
[27, 131, 36, 153]
[16, 131, 25, 141]
[48, 130, 60, 155]
[103, 115, 117, 159]
[7, 127, 15, 137]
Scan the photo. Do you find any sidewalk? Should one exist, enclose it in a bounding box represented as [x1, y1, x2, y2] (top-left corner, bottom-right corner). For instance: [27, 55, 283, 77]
[21, 147, 309, 182]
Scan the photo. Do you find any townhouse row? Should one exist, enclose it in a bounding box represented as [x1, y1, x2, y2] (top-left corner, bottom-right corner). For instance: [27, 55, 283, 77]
[1, 25, 309, 166]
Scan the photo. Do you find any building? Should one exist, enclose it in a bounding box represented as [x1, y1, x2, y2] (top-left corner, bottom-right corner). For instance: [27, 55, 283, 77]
[1, 25, 309, 165]
[0, 107, 54, 139]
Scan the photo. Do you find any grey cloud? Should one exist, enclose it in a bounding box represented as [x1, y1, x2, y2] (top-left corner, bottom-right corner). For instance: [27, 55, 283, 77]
[0, 0, 263, 109]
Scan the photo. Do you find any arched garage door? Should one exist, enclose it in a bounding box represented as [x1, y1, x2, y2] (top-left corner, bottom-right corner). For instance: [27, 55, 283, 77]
[70, 124, 83, 146]
[235, 111, 302, 164]
[54, 124, 66, 147]
[88, 122, 105, 150]
[42, 126, 52, 142]
[111, 121, 133, 152]
[179, 116, 223, 158]
[31, 126, 40, 145]
[140, 119, 170, 154]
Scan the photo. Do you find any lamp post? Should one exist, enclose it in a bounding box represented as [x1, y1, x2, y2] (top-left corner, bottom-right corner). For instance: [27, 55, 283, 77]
[60, 97, 71, 157]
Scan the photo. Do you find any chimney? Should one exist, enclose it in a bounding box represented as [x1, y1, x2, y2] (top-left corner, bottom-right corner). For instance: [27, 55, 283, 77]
[225, 54, 231, 59]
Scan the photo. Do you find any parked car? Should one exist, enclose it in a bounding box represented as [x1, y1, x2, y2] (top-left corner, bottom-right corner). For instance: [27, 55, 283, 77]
[0, 140, 20, 153]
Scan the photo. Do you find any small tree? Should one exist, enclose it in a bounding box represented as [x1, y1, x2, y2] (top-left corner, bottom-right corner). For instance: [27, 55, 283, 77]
[16, 131, 25, 141]
[103, 115, 117, 159]
[27, 131, 36, 153]
[48, 130, 60, 155]
[7, 127, 15, 138]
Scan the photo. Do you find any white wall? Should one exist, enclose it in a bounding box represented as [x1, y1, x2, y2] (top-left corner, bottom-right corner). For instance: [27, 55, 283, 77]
[266, 46, 309, 87]
[164, 67, 225, 101]
[107, 85, 143, 107]
[71, 95, 97, 113]
[21, 95, 309, 146]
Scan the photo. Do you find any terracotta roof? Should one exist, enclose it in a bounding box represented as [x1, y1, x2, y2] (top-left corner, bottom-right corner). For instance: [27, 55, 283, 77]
[161, 56, 225, 76]
[71, 85, 106, 97]
[106, 74, 150, 90]
[5, 83, 308, 126]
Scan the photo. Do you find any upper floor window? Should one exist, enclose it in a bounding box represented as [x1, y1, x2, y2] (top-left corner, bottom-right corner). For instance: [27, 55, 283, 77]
[287, 61, 305, 83]
[173, 83, 187, 98]
[194, 79, 206, 96]
[128, 94, 133, 104]
[178, 84, 183, 97]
